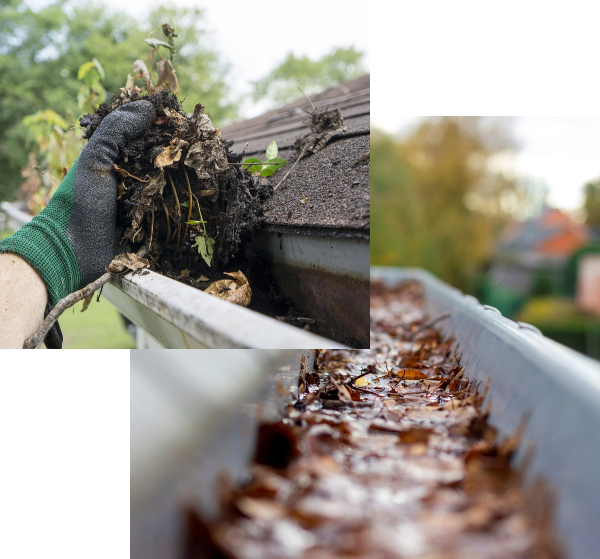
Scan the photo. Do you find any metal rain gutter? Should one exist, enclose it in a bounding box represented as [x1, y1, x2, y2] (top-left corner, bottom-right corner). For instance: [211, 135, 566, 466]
[130, 349, 313, 559]
[1, 202, 348, 348]
[255, 227, 370, 348]
[372, 266, 600, 559]
[103, 270, 347, 349]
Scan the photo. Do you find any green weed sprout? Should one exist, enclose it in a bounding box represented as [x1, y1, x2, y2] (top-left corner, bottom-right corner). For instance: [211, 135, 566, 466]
[243, 140, 287, 177]
[182, 198, 215, 267]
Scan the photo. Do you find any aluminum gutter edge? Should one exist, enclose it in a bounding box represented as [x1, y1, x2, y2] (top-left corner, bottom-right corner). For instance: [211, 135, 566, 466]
[131, 349, 313, 559]
[104, 270, 348, 349]
[256, 231, 370, 347]
[372, 266, 600, 559]
[2, 201, 346, 348]
[1, 201, 33, 224]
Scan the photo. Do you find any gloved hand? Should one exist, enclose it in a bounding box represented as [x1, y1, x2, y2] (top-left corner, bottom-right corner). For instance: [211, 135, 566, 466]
[0, 100, 156, 307]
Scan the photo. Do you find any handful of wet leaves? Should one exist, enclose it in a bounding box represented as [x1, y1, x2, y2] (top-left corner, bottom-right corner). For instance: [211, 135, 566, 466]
[81, 90, 266, 306]
[184, 282, 561, 559]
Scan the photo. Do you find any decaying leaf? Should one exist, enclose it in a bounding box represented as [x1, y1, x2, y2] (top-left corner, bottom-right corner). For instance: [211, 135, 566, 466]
[141, 171, 166, 196]
[399, 427, 433, 444]
[184, 134, 229, 180]
[189, 103, 215, 135]
[397, 368, 429, 380]
[204, 270, 251, 307]
[295, 107, 346, 157]
[106, 252, 150, 274]
[133, 59, 153, 90]
[156, 59, 180, 94]
[117, 180, 127, 200]
[81, 293, 94, 313]
[154, 138, 189, 169]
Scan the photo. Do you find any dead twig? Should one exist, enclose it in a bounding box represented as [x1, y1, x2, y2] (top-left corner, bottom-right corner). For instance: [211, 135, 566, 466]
[274, 146, 308, 191]
[180, 167, 194, 255]
[298, 86, 316, 112]
[166, 170, 182, 246]
[23, 246, 149, 349]
[161, 198, 171, 245]
[408, 312, 452, 339]
[149, 210, 154, 251]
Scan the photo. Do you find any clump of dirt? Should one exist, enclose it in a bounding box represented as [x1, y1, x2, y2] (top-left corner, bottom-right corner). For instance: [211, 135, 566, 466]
[81, 90, 271, 278]
[80, 91, 347, 332]
[81, 90, 300, 324]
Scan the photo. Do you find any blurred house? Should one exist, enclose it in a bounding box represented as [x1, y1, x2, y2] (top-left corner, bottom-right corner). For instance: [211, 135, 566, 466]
[577, 254, 600, 316]
[488, 207, 590, 296]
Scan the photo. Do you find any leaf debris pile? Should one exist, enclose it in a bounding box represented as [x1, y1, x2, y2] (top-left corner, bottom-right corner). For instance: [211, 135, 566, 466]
[81, 91, 271, 282]
[80, 92, 307, 320]
[184, 281, 561, 559]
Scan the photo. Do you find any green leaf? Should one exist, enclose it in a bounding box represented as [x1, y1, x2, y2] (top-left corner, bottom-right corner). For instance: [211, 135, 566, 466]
[193, 235, 215, 267]
[264, 157, 287, 169]
[266, 140, 278, 160]
[180, 201, 190, 207]
[243, 157, 263, 173]
[77, 61, 96, 81]
[186, 219, 207, 225]
[259, 168, 274, 177]
[145, 38, 175, 50]
[92, 58, 106, 80]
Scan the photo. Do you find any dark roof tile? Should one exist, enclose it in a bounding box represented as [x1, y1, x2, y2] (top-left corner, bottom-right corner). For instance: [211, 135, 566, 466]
[221, 74, 370, 234]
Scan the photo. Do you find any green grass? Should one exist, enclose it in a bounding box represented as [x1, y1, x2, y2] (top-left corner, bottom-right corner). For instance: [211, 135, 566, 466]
[58, 296, 136, 349]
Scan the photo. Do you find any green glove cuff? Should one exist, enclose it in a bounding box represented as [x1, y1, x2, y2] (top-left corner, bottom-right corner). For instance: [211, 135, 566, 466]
[0, 160, 84, 306]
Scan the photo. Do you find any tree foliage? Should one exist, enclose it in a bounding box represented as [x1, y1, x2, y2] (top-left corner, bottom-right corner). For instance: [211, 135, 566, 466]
[0, 0, 236, 201]
[252, 46, 365, 107]
[584, 180, 600, 227]
[371, 117, 520, 292]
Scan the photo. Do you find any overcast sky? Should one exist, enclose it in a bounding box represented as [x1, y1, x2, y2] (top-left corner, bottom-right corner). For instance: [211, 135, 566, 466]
[99, 0, 370, 118]
[25, 0, 369, 116]
[371, 115, 600, 211]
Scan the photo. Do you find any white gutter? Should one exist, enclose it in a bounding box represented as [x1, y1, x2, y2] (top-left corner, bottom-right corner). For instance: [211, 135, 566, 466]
[2, 201, 348, 349]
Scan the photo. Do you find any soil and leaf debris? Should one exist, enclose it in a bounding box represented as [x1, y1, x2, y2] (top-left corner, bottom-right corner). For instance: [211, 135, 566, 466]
[183, 281, 561, 559]
[76, 25, 346, 330]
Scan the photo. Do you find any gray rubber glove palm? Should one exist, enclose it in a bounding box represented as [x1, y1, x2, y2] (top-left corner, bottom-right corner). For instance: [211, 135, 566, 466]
[0, 100, 156, 306]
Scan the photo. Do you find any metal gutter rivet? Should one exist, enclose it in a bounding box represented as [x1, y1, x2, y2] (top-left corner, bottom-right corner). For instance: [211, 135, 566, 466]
[482, 305, 502, 315]
[517, 322, 543, 336]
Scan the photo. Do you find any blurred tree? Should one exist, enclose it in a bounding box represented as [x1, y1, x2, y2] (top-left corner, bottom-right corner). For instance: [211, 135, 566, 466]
[252, 47, 365, 106]
[0, 0, 235, 201]
[584, 180, 600, 226]
[371, 117, 520, 292]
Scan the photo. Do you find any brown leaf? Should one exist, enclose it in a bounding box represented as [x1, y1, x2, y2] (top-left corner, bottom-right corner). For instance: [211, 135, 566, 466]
[204, 270, 251, 307]
[235, 497, 286, 522]
[117, 180, 127, 200]
[81, 293, 94, 313]
[184, 136, 229, 180]
[156, 59, 180, 94]
[154, 138, 188, 170]
[133, 59, 153, 91]
[106, 252, 150, 274]
[399, 427, 433, 444]
[397, 368, 429, 380]
[141, 171, 165, 196]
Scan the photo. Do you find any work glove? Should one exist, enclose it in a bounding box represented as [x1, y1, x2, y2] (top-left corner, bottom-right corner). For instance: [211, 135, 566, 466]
[0, 100, 156, 309]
